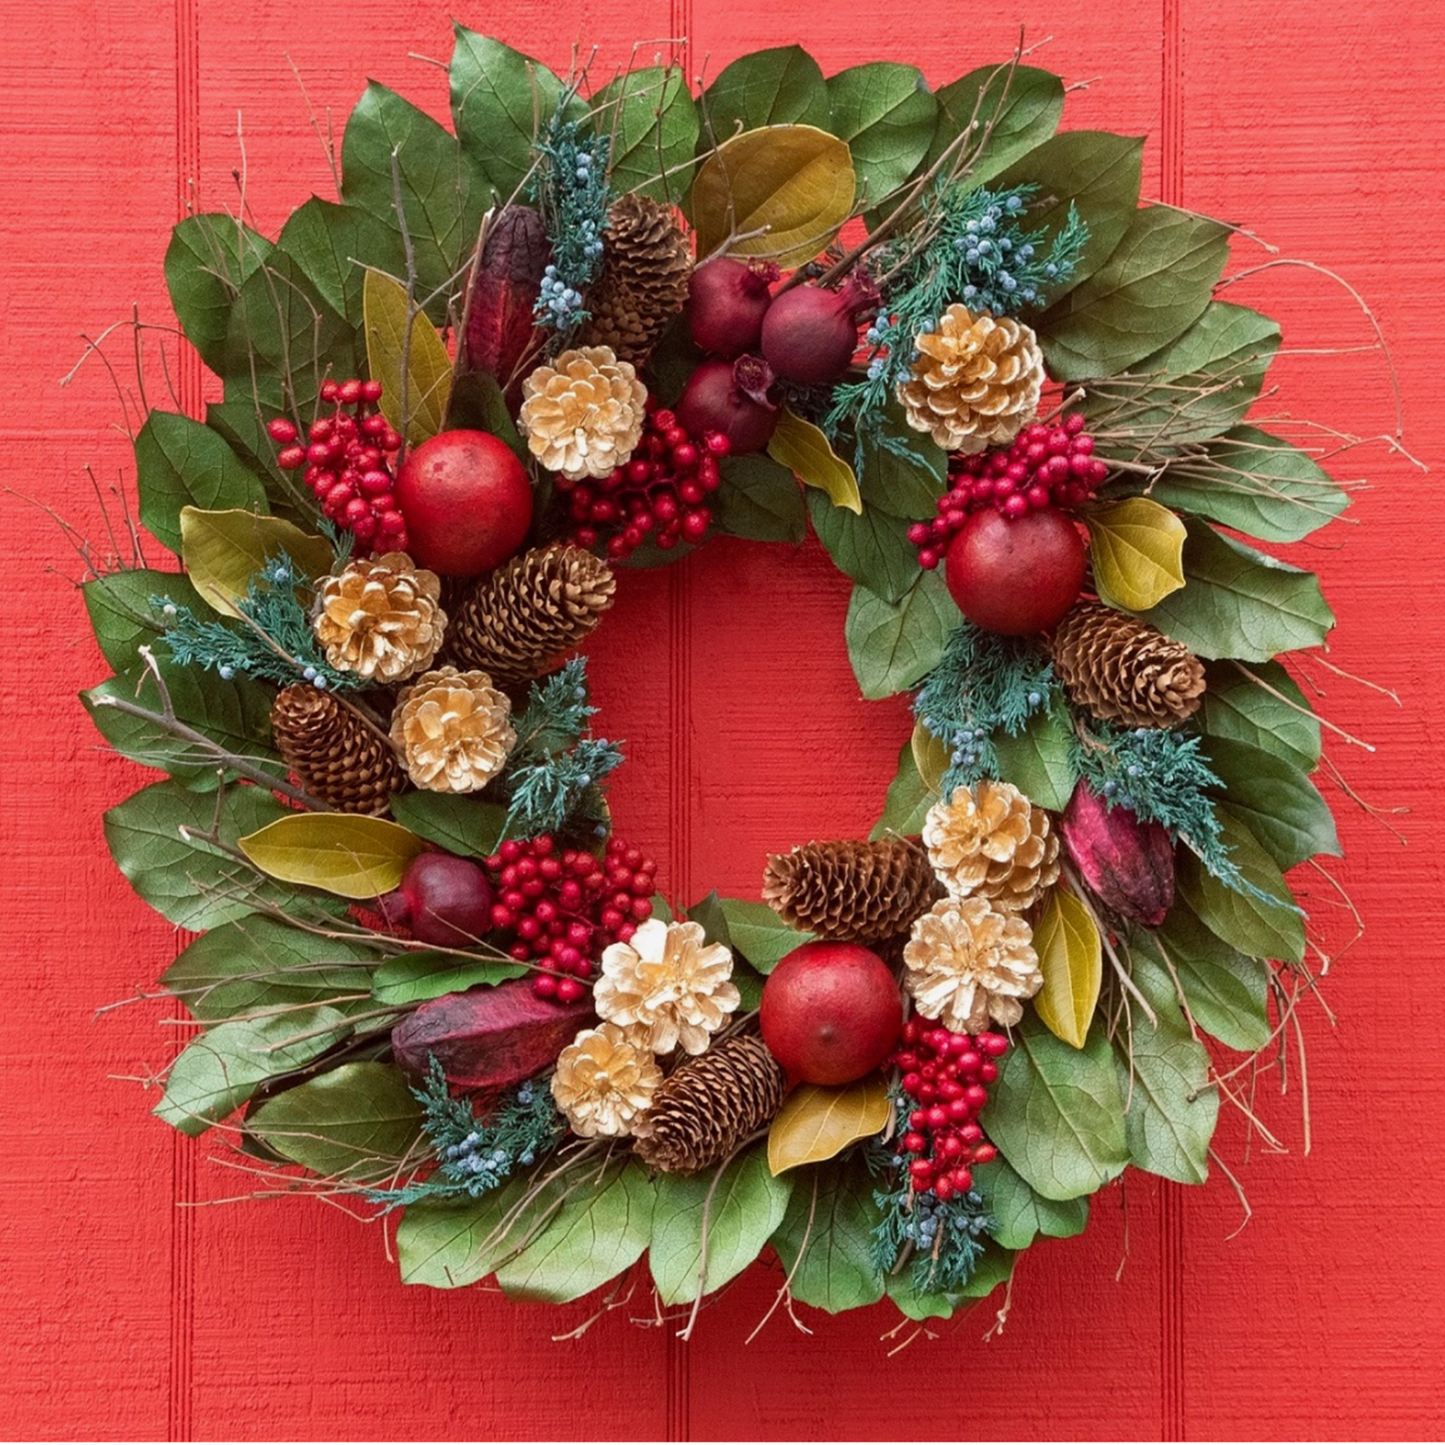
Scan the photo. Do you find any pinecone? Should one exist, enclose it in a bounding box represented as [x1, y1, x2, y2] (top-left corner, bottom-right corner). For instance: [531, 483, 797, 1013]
[577, 195, 693, 366]
[518, 345, 647, 480]
[389, 666, 516, 793]
[271, 686, 404, 816]
[552, 1022, 663, 1139]
[1050, 600, 1206, 727]
[448, 545, 617, 685]
[903, 896, 1041, 1033]
[312, 552, 446, 684]
[762, 838, 940, 944]
[897, 304, 1044, 453]
[923, 779, 1060, 912]
[633, 1035, 787, 1175]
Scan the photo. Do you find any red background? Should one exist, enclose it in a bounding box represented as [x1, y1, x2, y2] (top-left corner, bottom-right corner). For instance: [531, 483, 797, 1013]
[4, 0, 1443, 1438]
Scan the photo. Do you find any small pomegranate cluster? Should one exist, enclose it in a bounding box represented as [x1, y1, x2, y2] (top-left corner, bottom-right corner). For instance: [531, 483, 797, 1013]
[893, 1017, 1009, 1201]
[483, 834, 657, 1002]
[270, 379, 407, 553]
[559, 403, 728, 560]
[909, 413, 1109, 569]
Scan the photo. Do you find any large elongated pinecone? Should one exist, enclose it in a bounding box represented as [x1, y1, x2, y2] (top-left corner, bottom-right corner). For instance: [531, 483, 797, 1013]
[447, 545, 616, 685]
[577, 194, 692, 366]
[762, 838, 940, 944]
[1051, 600, 1206, 727]
[271, 686, 404, 815]
[632, 1035, 787, 1175]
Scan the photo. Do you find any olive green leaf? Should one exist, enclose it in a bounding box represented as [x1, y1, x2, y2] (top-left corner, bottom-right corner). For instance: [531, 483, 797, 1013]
[767, 1079, 892, 1175]
[701, 45, 830, 136]
[134, 412, 267, 555]
[238, 813, 426, 899]
[712, 453, 808, 543]
[808, 491, 919, 603]
[1031, 887, 1103, 1049]
[179, 507, 334, 618]
[1200, 658, 1321, 772]
[870, 739, 938, 840]
[1087, 496, 1187, 612]
[1149, 902, 1271, 1053]
[973, 1158, 1088, 1251]
[1201, 734, 1340, 869]
[922, 65, 1064, 191]
[714, 897, 814, 974]
[770, 1159, 886, 1313]
[387, 792, 511, 860]
[770, 408, 862, 513]
[278, 197, 404, 326]
[592, 66, 698, 204]
[83, 568, 209, 669]
[371, 951, 528, 1007]
[991, 697, 1077, 811]
[397, 1174, 534, 1287]
[363, 268, 454, 447]
[845, 571, 960, 700]
[825, 62, 937, 206]
[911, 720, 950, 794]
[165, 214, 272, 372]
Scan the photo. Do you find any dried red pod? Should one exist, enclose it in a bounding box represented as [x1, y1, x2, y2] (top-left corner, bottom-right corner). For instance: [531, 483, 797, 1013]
[460, 205, 550, 388]
[1058, 782, 1175, 928]
[391, 977, 594, 1090]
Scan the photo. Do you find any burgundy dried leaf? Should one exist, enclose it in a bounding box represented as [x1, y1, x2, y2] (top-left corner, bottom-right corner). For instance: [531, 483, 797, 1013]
[1059, 782, 1176, 929]
[461, 206, 550, 387]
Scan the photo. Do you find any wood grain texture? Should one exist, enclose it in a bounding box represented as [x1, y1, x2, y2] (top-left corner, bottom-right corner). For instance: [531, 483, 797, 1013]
[2, 0, 1441, 1437]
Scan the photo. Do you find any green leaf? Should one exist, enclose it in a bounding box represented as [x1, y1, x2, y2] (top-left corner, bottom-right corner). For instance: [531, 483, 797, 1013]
[991, 697, 1077, 810]
[974, 1158, 1088, 1250]
[845, 571, 959, 700]
[444, 370, 529, 463]
[1139, 522, 1335, 662]
[1200, 658, 1321, 772]
[701, 46, 830, 135]
[1031, 887, 1102, 1049]
[769, 409, 862, 514]
[397, 1176, 533, 1287]
[387, 792, 510, 860]
[855, 428, 946, 521]
[770, 1160, 885, 1312]
[154, 1008, 350, 1136]
[1039, 208, 1231, 380]
[1177, 807, 1305, 963]
[922, 65, 1064, 192]
[870, 739, 939, 840]
[685, 890, 732, 947]
[278, 197, 404, 326]
[371, 951, 528, 1007]
[179, 507, 334, 618]
[238, 813, 426, 899]
[1150, 902, 1271, 1052]
[134, 412, 267, 555]
[363, 268, 454, 448]
[1201, 734, 1340, 869]
[650, 1147, 792, 1305]
[825, 63, 936, 206]
[165, 214, 272, 373]
[1087, 497, 1187, 612]
[204, 400, 299, 509]
[84, 568, 209, 669]
[981, 1015, 1130, 1201]
[712, 453, 807, 543]
[1147, 425, 1351, 543]
[716, 897, 814, 974]
[808, 491, 919, 603]
[592, 67, 698, 204]
[495, 1160, 655, 1303]
[248, 1062, 423, 1181]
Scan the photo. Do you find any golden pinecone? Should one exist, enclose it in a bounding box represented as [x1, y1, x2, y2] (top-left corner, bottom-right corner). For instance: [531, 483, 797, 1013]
[447, 544, 617, 686]
[903, 896, 1041, 1032]
[897, 304, 1045, 453]
[632, 1035, 787, 1175]
[923, 779, 1060, 912]
[551, 1022, 663, 1138]
[389, 666, 516, 793]
[270, 685, 404, 815]
[762, 837, 940, 944]
[594, 918, 741, 1057]
[313, 552, 446, 685]
[577, 195, 692, 366]
[1051, 600, 1206, 727]
[518, 345, 647, 480]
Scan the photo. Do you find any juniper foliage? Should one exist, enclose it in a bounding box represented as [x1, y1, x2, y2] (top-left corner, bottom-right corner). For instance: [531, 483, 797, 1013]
[870, 1177, 996, 1294]
[530, 101, 611, 336]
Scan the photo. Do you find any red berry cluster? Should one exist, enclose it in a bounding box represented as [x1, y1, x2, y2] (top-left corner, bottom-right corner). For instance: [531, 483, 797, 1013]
[893, 1017, 1009, 1201]
[483, 835, 657, 1003]
[909, 413, 1109, 569]
[270, 379, 407, 553]
[559, 403, 729, 561]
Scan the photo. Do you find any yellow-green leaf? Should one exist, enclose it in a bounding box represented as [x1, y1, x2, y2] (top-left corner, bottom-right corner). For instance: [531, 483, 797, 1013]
[363, 267, 453, 447]
[767, 1078, 891, 1175]
[179, 508, 335, 619]
[1087, 497, 1187, 612]
[910, 720, 950, 794]
[768, 408, 862, 513]
[1031, 887, 1102, 1049]
[238, 813, 426, 899]
[691, 125, 856, 270]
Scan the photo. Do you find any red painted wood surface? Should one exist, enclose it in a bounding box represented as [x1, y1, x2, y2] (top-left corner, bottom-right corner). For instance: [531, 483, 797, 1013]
[3, 0, 1442, 1437]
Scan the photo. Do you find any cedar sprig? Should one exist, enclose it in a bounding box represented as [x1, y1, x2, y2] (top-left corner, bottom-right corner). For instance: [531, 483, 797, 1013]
[530, 100, 611, 335]
[870, 1176, 995, 1295]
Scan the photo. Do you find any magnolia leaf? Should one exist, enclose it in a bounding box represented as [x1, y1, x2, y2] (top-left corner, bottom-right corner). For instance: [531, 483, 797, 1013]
[991, 698, 1077, 811]
[134, 412, 268, 555]
[716, 897, 814, 974]
[923, 65, 1064, 192]
[388, 792, 510, 859]
[855, 425, 946, 520]
[592, 67, 698, 204]
[238, 813, 426, 899]
[974, 1158, 1088, 1251]
[808, 491, 919, 603]
[363, 267, 453, 447]
[371, 950, 528, 1006]
[1200, 658, 1321, 772]
[179, 507, 334, 619]
[701, 46, 830, 135]
[769, 1160, 885, 1312]
[769, 408, 862, 513]
[845, 571, 959, 700]
[84, 569, 209, 668]
[1201, 734, 1340, 869]
[397, 1175, 533, 1288]
[911, 721, 950, 794]
[870, 740, 937, 840]
[1150, 903, 1271, 1052]
[165, 214, 272, 372]
[712, 453, 808, 543]
[767, 1079, 892, 1175]
[691, 125, 855, 270]
[1031, 887, 1102, 1049]
[278, 197, 404, 326]
[825, 62, 937, 206]
[1088, 497, 1187, 612]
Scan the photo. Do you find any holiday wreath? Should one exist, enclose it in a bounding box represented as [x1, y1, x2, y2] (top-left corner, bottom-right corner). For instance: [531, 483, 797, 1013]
[79, 34, 1361, 1333]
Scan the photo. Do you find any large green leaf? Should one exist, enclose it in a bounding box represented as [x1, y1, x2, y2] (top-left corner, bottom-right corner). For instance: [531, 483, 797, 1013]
[769, 1159, 885, 1313]
[248, 1062, 423, 1181]
[592, 67, 698, 204]
[921, 65, 1064, 191]
[650, 1147, 792, 1305]
[1201, 734, 1340, 869]
[371, 950, 528, 1007]
[397, 1175, 533, 1287]
[133, 412, 267, 555]
[204, 400, 301, 509]
[278, 197, 404, 326]
[808, 490, 920, 603]
[83, 568, 209, 670]
[713, 454, 807, 543]
[165, 214, 273, 373]
[825, 63, 937, 206]
[855, 427, 946, 520]
[1200, 658, 1321, 772]
[980, 1016, 1130, 1201]
[714, 897, 814, 974]
[845, 571, 959, 700]
[387, 792, 510, 860]
[869, 739, 938, 840]
[991, 698, 1077, 811]
[701, 46, 830, 137]
[974, 1158, 1088, 1251]
[1039, 207, 1231, 380]
[1150, 902, 1271, 1053]
[1139, 522, 1335, 661]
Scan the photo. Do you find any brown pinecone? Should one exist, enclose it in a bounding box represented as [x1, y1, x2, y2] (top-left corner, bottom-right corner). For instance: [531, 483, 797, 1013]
[448, 545, 617, 685]
[1051, 600, 1206, 727]
[762, 838, 940, 944]
[632, 1035, 786, 1175]
[577, 194, 692, 366]
[271, 686, 404, 815]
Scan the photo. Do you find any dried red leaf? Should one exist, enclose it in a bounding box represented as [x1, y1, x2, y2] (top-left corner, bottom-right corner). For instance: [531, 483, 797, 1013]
[461, 206, 550, 389]
[1059, 782, 1175, 928]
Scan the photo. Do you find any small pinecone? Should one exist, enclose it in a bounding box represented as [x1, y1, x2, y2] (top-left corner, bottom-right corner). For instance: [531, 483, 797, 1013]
[633, 1035, 787, 1175]
[762, 838, 940, 944]
[1051, 600, 1206, 727]
[448, 545, 617, 685]
[271, 686, 404, 815]
[577, 194, 692, 366]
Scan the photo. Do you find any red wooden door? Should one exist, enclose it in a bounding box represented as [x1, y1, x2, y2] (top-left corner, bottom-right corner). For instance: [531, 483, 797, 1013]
[5, 0, 1442, 1438]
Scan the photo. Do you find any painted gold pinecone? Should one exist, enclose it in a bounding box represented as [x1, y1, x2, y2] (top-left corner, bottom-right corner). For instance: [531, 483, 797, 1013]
[632, 1035, 787, 1175]
[270, 685, 404, 816]
[518, 345, 647, 480]
[762, 837, 941, 944]
[923, 779, 1060, 912]
[1050, 600, 1206, 727]
[896, 304, 1045, 453]
[388, 666, 516, 793]
[551, 1022, 663, 1138]
[903, 895, 1041, 1032]
[312, 552, 446, 684]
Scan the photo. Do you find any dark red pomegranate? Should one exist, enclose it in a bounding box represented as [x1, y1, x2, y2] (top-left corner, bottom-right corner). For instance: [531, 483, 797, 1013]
[943, 506, 1087, 635]
[687, 257, 778, 357]
[760, 277, 876, 385]
[675, 356, 778, 455]
[384, 852, 495, 948]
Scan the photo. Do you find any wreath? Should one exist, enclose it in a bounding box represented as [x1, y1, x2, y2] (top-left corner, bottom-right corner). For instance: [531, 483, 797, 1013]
[81, 32, 1361, 1335]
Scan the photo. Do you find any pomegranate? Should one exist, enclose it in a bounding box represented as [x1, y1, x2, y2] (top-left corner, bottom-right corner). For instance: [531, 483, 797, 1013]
[760, 276, 876, 386]
[675, 356, 778, 454]
[943, 506, 1087, 635]
[687, 257, 778, 358]
[382, 852, 495, 948]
